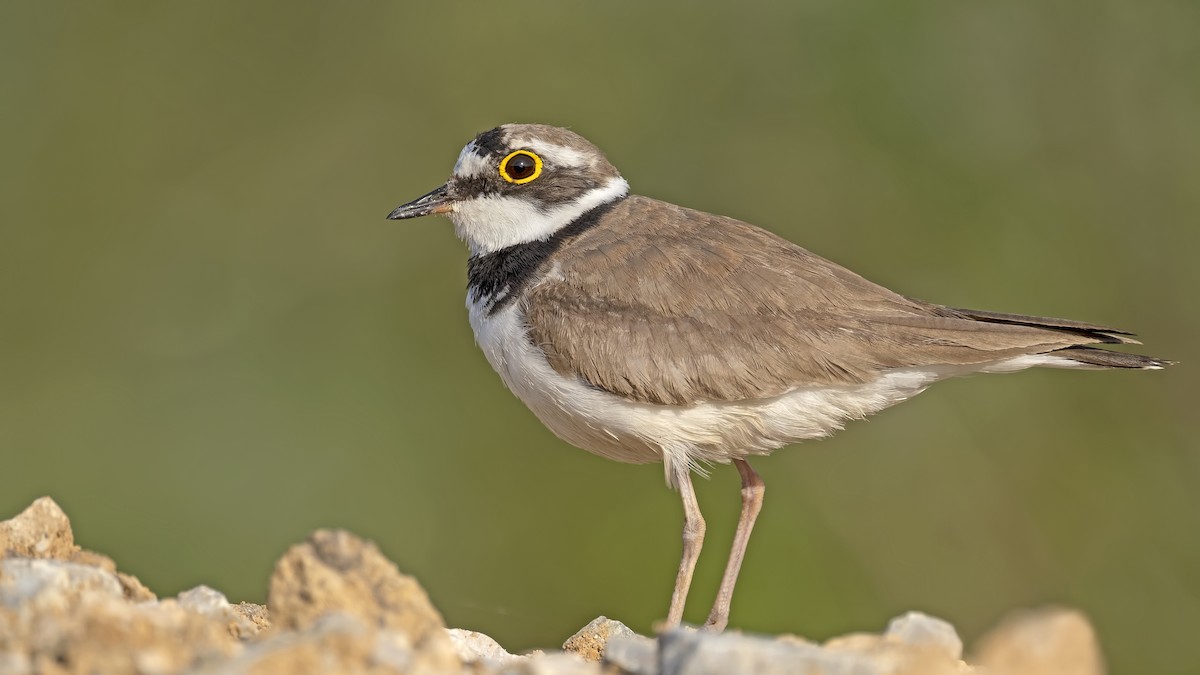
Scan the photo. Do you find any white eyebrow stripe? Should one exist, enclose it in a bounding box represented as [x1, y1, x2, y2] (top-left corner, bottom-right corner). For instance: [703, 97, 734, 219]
[510, 138, 590, 169]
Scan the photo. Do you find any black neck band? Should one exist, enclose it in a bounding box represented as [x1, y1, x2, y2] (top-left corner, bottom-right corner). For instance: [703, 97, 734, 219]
[467, 196, 626, 315]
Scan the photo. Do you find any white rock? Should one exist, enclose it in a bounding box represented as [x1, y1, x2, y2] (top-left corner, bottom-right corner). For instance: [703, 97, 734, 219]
[447, 627, 525, 664]
[658, 624, 968, 675]
[176, 585, 231, 614]
[885, 611, 964, 660]
[0, 559, 124, 608]
[603, 633, 658, 674]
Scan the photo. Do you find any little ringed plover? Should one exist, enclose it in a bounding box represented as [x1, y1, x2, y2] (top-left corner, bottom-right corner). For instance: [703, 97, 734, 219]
[387, 123, 1170, 631]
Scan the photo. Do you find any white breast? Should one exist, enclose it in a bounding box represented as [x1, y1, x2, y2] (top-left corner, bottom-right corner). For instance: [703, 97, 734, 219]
[467, 299, 954, 487]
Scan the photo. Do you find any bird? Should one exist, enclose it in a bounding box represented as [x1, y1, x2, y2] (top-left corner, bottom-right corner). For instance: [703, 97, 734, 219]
[386, 123, 1171, 632]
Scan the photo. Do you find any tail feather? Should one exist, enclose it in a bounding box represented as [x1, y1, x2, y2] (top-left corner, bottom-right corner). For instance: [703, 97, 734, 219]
[1050, 346, 1173, 370]
[936, 305, 1173, 370]
[945, 307, 1140, 344]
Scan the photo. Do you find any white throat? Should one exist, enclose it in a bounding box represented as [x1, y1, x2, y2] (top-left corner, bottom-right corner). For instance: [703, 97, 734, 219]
[449, 177, 629, 255]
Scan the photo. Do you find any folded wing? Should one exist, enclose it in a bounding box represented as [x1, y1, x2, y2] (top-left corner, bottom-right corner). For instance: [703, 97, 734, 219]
[523, 196, 1148, 406]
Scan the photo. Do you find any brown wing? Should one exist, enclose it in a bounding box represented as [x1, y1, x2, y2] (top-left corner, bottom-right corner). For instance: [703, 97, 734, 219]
[523, 196, 1131, 405]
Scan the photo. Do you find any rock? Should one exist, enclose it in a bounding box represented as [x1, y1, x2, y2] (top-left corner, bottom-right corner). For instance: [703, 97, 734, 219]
[504, 651, 604, 675]
[448, 627, 526, 665]
[973, 607, 1104, 675]
[0, 498, 1114, 675]
[0, 559, 244, 674]
[266, 528, 459, 672]
[659, 629, 812, 675]
[652, 613, 966, 675]
[885, 611, 964, 660]
[0, 497, 156, 603]
[0, 652, 31, 674]
[0, 558, 125, 606]
[176, 586, 270, 640]
[562, 616, 640, 662]
[232, 602, 272, 638]
[115, 570, 158, 602]
[562, 616, 656, 674]
[197, 613, 419, 675]
[603, 633, 658, 674]
[0, 503, 265, 674]
[0, 497, 77, 560]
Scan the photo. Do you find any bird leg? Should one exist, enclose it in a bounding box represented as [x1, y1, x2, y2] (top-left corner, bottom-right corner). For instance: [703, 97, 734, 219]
[704, 458, 765, 631]
[664, 469, 706, 629]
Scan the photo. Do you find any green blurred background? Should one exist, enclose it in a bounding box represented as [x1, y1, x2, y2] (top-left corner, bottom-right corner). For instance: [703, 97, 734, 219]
[2, 1, 1197, 672]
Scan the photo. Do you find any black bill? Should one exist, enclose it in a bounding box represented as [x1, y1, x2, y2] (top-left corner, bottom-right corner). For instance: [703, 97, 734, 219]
[387, 184, 453, 220]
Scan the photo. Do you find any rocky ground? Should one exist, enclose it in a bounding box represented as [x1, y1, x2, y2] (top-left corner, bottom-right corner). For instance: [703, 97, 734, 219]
[0, 497, 1104, 674]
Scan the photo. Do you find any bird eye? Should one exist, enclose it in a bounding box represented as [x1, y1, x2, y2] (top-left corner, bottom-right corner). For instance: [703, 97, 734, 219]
[499, 150, 543, 184]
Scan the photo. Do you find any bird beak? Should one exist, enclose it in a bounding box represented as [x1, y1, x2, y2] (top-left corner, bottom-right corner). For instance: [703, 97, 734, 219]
[386, 184, 454, 220]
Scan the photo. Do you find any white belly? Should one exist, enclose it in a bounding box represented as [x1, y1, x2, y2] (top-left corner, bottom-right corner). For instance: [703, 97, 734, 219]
[467, 299, 950, 486]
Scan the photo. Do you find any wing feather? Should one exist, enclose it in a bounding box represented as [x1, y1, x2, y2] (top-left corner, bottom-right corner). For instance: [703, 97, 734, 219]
[523, 196, 1123, 405]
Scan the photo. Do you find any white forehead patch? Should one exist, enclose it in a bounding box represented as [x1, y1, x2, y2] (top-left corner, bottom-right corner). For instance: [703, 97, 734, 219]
[453, 141, 493, 179]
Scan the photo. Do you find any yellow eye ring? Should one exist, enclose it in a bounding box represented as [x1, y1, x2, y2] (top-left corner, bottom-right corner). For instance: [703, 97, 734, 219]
[499, 150, 543, 184]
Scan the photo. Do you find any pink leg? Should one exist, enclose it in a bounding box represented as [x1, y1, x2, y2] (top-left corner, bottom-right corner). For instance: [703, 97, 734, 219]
[704, 459, 765, 631]
[664, 470, 706, 629]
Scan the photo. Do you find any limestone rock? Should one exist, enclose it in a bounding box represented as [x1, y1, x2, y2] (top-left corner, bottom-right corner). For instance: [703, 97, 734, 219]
[448, 627, 526, 665]
[504, 651, 604, 675]
[197, 613, 426, 675]
[602, 632, 658, 675]
[610, 612, 969, 675]
[231, 602, 272, 638]
[0, 558, 125, 606]
[266, 528, 459, 672]
[176, 586, 270, 640]
[0, 497, 76, 561]
[562, 616, 640, 662]
[0, 497, 155, 603]
[973, 607, 1104, 675]
[0, 560, 243, 674]
[885, 611, 964, 661]
[0, 498, 1113, 675]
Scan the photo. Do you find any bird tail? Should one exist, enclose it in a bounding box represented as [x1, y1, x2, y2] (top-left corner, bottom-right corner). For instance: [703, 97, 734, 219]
[945, 306, 1175, 370]
[946, 307, 1142, 344]
[1047, 346, 1173, 370]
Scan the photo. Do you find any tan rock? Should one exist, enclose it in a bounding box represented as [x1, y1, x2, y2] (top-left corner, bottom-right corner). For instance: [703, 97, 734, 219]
[0, 498, 1114, 675]
[0, 497, 77, 560]
[973, 607, 1105, 675]
[233, 602, 272, 638]
[506, 651, 604, 675]
[563, 616, 639, 663]
[0, 497, 156, 603]
[198, 614, 414, 675]
[116, 571, 157, 603]
[266, 529, 459, 672]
